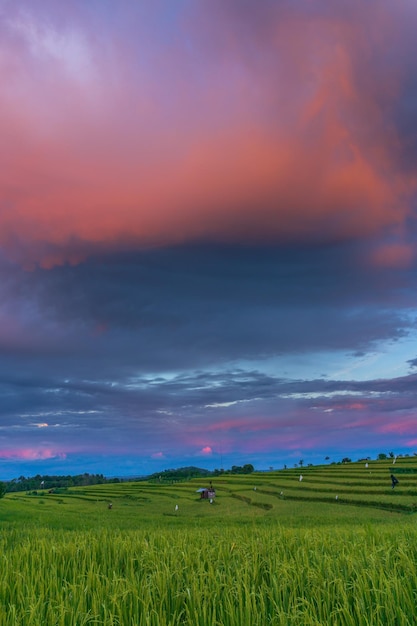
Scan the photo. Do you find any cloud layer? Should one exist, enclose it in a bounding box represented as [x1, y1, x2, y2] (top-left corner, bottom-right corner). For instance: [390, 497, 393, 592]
[1, 0, 416, 268]
[1, 1, 417, 478]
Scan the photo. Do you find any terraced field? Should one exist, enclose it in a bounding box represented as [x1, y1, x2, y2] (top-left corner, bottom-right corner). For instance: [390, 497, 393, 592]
[2, 458, 417, 625]
[3, 455, 417, 529]
[217, 456, 417, 514]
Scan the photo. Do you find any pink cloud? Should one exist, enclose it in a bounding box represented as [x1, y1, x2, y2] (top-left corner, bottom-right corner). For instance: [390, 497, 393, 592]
[378, 418, 417, 436]
[369, 243, 416, 269]
[0, 2, 415, 268]
[0, 448, 66, 460]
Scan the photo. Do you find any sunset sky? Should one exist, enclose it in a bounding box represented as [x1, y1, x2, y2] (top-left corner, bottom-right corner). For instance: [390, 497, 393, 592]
[1, 0, 417, 479]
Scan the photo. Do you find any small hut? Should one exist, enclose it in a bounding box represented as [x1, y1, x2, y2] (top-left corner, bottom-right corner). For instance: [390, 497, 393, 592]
[196, 486, 216, 500]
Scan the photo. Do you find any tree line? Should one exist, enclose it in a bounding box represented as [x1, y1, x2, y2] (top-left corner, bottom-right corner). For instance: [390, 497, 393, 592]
[1, 464, 256, 495]
[4, 473, 121, 493]
[147, 464, 255, 483]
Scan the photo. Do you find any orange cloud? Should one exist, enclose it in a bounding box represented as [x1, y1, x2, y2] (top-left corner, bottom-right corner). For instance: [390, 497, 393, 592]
[0, 2, 415, 268]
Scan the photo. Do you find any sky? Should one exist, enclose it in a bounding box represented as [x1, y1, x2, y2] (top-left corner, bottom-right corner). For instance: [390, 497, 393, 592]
[1, 0, 417, 480]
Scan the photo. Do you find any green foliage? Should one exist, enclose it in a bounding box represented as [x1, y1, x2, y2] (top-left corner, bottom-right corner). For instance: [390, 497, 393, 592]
[6, 465, 258, 492]
[1, 457, 417, 623]
[230, 464, 249, 474]
[0, 481, 6, 498]
[6, 473, 110, 493]
[1, 522, 417, 624]
[148, 464, 255, 481]
[147, 466, 212, 482]
[214, 464, 255, 475]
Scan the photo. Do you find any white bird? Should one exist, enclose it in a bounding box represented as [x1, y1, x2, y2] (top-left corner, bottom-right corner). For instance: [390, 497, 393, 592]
[335, 495, 338, 500]
[299, 475, 303, 482]
[175, 504, 179, 511]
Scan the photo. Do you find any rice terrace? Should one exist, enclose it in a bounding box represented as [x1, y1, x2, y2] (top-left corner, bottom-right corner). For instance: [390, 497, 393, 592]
[2, 456, 417, 625]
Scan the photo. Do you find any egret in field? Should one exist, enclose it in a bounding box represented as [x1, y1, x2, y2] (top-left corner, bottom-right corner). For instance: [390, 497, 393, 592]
[299, 474, 303, 482]
[175, 504, 179, 511]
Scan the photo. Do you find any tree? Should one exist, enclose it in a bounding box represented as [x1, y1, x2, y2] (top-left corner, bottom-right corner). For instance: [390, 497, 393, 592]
[0, 482, 6, 499]
[299, 459, 304, 467]
[342, 457, 352, 463]
[378, 453, 387, 460]
[242, 464, 254, 474]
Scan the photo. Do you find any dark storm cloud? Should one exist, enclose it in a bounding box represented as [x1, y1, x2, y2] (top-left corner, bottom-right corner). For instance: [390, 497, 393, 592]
[5, 243, 412, 374]
[1, 240, 416, 471]
[1, 240, 416, 441]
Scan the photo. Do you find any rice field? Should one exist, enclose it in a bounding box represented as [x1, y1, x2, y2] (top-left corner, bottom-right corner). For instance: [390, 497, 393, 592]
[1, 457, 417, 624]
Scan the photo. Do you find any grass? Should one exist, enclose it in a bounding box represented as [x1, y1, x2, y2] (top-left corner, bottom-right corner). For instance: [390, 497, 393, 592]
[1, 457, 417, 624]
[4, 456, 414, 527]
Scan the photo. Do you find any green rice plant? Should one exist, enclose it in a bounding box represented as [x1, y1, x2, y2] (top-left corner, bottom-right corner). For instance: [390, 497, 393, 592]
[1, 524, 417, 624]
[3, 461, 417, 623]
